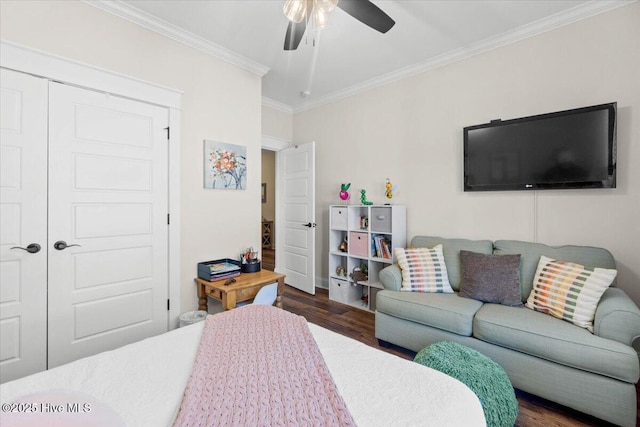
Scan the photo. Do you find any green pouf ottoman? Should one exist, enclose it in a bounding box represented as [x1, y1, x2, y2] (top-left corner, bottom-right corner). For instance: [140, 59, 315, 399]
[414, 341, 518, 427]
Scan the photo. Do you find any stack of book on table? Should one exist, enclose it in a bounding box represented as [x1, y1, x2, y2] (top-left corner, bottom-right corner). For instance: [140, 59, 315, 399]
[197, 259, 241, 282]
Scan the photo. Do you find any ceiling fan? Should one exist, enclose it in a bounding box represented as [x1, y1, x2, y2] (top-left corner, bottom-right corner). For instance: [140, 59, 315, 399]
[283, 0, 395, 51]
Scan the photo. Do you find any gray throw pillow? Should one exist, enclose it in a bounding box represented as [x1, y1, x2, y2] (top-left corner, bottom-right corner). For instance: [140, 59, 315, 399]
[459, 250, 523, 307]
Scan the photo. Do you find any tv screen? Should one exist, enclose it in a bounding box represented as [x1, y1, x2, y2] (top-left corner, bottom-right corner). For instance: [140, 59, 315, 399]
[463, 103, 616, 191]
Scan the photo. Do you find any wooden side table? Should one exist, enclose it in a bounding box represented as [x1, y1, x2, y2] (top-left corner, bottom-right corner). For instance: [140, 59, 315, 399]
[195, 270, 285, 311]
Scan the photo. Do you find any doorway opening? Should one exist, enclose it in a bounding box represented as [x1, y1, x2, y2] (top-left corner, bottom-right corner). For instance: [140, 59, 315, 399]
[261, 149, 276, 271]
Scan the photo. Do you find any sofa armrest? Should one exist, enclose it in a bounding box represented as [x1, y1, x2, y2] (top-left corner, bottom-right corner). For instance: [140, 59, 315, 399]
[594, 288, 640, 348]
[379, 264, 402, 291]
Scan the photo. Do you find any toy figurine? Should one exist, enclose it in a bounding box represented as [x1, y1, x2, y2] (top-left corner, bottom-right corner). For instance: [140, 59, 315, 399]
[338, 236, 348, 252]
[349, 267, 368, 283]
[385, 178, 393, 200]
[339, 183, 351, 201]
[360, 189, 373, 205]
[336, 265, 346, 276]
[360, 263, 368, 275]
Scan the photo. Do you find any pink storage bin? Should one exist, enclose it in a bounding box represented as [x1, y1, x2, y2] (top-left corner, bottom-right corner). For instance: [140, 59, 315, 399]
[349, 232, 368, 257]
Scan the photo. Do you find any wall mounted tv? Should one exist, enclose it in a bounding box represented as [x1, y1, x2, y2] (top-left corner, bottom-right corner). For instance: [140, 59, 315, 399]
[463, 102, 616, 191]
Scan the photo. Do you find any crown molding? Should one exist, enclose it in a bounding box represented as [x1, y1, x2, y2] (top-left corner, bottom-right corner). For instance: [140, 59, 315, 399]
[83, 0, 634, 114]
[291, 0, 635, 114]
[84, 0, 270, 77]
[262, 97, 294, 115]
[0, 40, 183, 108]
[262, 135, 291, 151]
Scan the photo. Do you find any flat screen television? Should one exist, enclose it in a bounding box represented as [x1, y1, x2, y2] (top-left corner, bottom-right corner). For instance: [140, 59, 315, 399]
[463, 102, 617, 191]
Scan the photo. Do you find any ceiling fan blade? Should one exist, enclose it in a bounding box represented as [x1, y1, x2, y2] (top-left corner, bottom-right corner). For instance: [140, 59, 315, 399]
[284, 19, 307, 50]
[337, 0, 395, 33]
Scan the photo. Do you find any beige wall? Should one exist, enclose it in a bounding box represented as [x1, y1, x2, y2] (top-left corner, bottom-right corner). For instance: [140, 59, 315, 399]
[0, 0, 264, 313]
[261, 150, 276, 222]
[293, 3, 640, 304]
[4, 0, 638, 309]
[262, 106, 294, 141]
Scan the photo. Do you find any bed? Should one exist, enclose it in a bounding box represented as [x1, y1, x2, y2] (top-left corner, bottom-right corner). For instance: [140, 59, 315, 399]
[1, 306, 485, 426]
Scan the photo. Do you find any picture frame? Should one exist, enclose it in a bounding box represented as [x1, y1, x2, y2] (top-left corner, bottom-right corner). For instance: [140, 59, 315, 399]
[203, 140, 247, 190]
[261, 183, 267, 203]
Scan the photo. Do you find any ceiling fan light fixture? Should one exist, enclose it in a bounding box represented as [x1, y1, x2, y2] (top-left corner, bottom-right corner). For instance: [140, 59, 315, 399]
[313, 6, 330, 29]
[284, 0, 393, 51]
[315, 0, 338, 13]
[283, 0, 307, 23]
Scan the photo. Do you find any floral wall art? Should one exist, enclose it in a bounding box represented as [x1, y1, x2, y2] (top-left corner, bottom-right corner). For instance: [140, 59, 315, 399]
[204, 140, 247, 190]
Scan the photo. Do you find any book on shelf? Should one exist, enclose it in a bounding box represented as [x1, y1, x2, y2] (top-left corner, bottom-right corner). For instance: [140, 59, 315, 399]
[372, 235, 392, 259]
[380, 237, 391, 259]
[371, 236, 380, 258]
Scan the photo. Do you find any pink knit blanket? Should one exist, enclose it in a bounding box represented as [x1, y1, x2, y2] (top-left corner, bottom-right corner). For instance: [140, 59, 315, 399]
[173, 305, 356, 426]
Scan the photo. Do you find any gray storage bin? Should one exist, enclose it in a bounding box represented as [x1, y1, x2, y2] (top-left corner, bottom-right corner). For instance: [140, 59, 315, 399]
[179, 310, 207, 327]
[371, 207, 392, 233]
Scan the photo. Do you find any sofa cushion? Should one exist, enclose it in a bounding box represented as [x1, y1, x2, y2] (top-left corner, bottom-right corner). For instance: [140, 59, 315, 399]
[526, 255, 617, 332]
[473, 303, 639, 383]
[459, 250, 523, 307]
[493, 240, 616, 301]
[395, 245, 454, 293]
[376, 290, 483, 336]
[410, 236, 493, 291]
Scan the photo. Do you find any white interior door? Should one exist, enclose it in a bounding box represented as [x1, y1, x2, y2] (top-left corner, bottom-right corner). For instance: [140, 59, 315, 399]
[276, 142, 316, 294]
[47, 82, 169, 368]
[0, 69, 48, 383]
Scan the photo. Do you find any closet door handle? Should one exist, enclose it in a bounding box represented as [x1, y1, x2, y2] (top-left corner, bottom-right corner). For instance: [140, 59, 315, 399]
[10, 243, 41, 254]
[53, 240, 81, 251]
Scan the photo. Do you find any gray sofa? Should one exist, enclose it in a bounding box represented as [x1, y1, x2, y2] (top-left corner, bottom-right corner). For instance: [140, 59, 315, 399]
[375, 236, 640, 427]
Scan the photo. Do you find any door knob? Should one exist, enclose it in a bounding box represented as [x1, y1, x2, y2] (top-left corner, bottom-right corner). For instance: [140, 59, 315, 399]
[53, 240, 82, 251]
[10, 243, 41, 254]
[302, 222, 317, 228]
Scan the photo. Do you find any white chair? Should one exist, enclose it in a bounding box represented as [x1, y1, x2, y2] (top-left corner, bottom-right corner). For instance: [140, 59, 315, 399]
[252, 283, 278, 306]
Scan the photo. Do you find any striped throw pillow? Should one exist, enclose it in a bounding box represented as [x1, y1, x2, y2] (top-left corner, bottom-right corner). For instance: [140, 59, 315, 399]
[525, 255, 617, 332]
[395, 245, 454, 293]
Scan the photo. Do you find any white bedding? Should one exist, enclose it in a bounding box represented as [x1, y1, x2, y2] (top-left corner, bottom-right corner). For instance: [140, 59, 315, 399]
[0, 317, 485, 426]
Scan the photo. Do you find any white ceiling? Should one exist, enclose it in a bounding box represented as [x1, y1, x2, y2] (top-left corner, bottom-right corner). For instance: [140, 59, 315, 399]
[93, 0, 630, 113]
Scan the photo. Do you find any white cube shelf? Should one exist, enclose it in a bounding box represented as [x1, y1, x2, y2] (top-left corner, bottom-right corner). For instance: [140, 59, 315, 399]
[328, 204, 406, 312]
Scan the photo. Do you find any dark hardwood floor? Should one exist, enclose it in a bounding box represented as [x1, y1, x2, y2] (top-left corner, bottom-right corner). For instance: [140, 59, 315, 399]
[281, 285, 636, 427]
[262, 248, 275, 271]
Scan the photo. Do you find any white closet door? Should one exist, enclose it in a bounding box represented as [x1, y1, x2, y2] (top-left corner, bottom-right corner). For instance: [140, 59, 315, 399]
[0, 69, 48, 383]
[47, 83, 169, 368]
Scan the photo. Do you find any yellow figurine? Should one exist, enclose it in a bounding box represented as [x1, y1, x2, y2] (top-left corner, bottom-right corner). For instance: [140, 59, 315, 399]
[385, 178, 394, 200]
